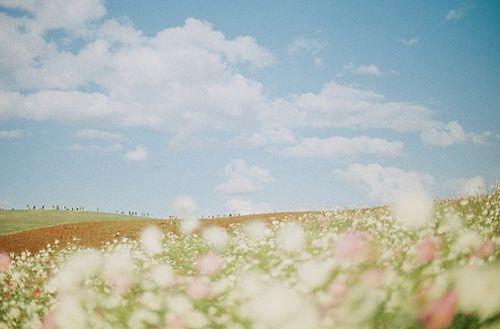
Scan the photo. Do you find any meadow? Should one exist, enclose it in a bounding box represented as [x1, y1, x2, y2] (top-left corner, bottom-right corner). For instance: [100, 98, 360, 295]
[0, 210, 156, 235]
[0, 189, 499, 329]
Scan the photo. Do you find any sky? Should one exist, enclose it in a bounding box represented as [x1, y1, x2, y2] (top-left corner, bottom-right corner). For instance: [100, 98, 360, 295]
[0, 0, 499, 217]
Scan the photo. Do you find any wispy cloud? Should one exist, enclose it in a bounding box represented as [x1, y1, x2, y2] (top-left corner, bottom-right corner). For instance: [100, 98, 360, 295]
[280, 136, 404, 159]
[67, 143, 124, 153]
[0, 129, 23, 138]
[287, 36, 325, 65]
[445, 2, 475, 21]
[400, 37, 419, 47]
[75, 129, 125, 142]
[342, 63, 396, 77]
[125, 145, 149, 161]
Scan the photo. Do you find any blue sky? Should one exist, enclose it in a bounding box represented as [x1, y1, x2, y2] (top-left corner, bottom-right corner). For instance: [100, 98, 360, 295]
[0, 0, 499, 216]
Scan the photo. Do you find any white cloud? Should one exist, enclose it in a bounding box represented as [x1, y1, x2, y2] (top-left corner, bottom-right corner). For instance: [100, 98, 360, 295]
[0, 90, 116, 122]
[446, 176, 486, 196]
[261, 81, 434, 132]
[343, 63, 384, 76]
[332, 163, 433, 203]
[287, 36, 325, 65]
[0, 15, 272, 135]
[167, 133, 223, 151]
[400, 37, 419, 47]
[280, 136, 403, 159]
[0, 129, 23, 138]
[216, 159, 273, 195]
[67, 142, 123, 153]
[420, 121, 489, 147]
[0, 2, 489, 152]
[225, 198, 271, 215]
[0, 0, 106, 31]
[75, 129, 124, 142]
[125, 145, 148, 161]
[230, 127, 296, 148]
[445, 3, 475, 21]
[259, 81, 488, 146]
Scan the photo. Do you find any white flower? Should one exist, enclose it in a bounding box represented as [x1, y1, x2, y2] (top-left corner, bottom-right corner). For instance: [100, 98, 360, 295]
[244, 221, 268, 240]
[140, 226, 164, 255]
[337, 285, 385, 326]
[438, 211, 463, 235]
[202, 226, 229, 251]
[148, 263, 174, 288]
[243, 283, 319, 329]
[180, 218, 200, 234]
[127, 308, 159, 328]
[54, 296, 87, 329]
[50, 249, 102, 292]
[277, 223, 305, 252]
[167, 294, 193, 315]
[455, 265, 500, 320]
[297, 260, 331, 289]
[451, 230, 481, 255]
[185, 310, 208, 328]
[103, 246, 134, 291]
[391, 187, 433, 229]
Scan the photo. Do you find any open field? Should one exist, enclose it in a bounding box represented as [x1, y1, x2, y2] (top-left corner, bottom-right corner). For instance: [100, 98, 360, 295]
[0, 211, 315, 254]
[0, 210, 158, 235]
[1, 190, 499, 328]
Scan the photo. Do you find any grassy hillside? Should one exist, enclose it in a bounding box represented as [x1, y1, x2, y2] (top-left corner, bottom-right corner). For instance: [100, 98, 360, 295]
[0, 210, 157, 235]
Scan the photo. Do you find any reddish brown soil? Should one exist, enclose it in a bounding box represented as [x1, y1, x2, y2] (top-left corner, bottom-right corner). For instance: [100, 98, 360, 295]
[0, 211, 313, 254]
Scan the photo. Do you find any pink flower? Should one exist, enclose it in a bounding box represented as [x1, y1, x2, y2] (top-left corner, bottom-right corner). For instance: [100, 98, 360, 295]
[475, 241, 495, 258]
[420, 291, 457, 329]
[0, 252, 11, 272]
[113, 276, 133, 295]
[168, 316, 186, 329]
[417, 238, 439, 263]
[42, 312, 55, 329]
[362, 269, 383, 288]
[197, 252, 223, 276]
[334, 232, 371, 264]
[32, 288, 41, 298]
[186, 277, 210, 299]
[328, 281, 348, 306]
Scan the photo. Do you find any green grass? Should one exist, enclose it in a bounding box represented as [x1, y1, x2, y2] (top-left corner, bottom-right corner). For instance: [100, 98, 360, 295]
[0, 210, 157, 235]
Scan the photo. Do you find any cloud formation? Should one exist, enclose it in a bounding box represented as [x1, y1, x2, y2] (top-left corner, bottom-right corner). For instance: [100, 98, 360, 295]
[420, 121, 489, 147]
[287, 36, 325, 65]
[332, 163, 433, 202]
[0, 129, 23, 138]
[0, 0, 489, 155]
[445, 2, 475, 21]
[216, 159, 273, 195]
[75, 129, 124, 142]
[446, 176, 486, 196]
[400, 38, 419, 47]
[280, 136, 404, 159]
[342, 63, 385, 77]
[67, 143, 123, 153]
[125, 145, 149, 161]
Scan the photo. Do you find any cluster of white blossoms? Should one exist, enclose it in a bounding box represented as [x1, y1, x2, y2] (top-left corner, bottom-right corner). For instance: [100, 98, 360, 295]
[0, 188, 499, 329]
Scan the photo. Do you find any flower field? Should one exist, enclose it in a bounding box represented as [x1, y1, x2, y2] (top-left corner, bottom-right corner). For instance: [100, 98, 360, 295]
[1, 189, 499, 329]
